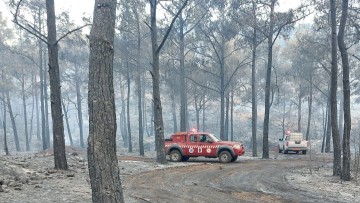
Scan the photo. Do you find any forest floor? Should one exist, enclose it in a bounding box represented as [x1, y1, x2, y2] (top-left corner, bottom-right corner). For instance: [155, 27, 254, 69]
[0, 146, 359, 203]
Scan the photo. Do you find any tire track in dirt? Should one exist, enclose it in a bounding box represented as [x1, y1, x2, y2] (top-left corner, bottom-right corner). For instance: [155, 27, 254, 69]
[123, 156, 343, 203]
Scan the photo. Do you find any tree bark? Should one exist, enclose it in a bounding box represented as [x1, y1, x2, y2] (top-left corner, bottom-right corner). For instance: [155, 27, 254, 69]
[305, 74, 313, 141]
[46, 0, 68, 170]
[126, 62, 133, 153]
[75, 65, 85, 148]
[262, 0, 275, 159]
[179, 13, 187, 132]
[119, 73, 128, 147]
[251, 2, 258, 156]
[150, 0, 166, 163]
[134, 6, 144, 156]
[2, 73, 9, 155]
[87, 0, 124, 202]
[330, 0, 342, 176]
[6, 90, 21, 152]
[38, 14, 47, 149]
[62, 100, 73, 146]
[297, 92, 302, 132]
[325, 100, 332, 153]
[21, 70, 30, 151]
[338, 0, 351, 181]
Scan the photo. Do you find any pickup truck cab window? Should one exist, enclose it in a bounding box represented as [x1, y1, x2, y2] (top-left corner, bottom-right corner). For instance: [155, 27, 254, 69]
[189, 135, 197, 142]
[199, 134, 207, 142]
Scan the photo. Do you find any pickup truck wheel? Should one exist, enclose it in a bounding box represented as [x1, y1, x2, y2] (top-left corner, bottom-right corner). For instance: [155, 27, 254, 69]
[284, 150, 288, 154]
[231, 156, 238, 162]
[302, 150, 307, 155]
[219, 151, 231, 163]
[170, 150, 182, 162]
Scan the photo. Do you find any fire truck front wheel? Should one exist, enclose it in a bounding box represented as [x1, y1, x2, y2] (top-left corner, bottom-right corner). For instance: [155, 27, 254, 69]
[170, 150, 182, 162]
[219, 151, 232, 163]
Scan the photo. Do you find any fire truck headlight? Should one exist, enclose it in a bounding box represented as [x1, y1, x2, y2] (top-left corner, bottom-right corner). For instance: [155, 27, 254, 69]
[233, 144, 241, 149]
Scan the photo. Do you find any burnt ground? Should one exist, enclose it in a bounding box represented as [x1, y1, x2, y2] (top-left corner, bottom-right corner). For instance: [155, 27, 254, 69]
[0, 147, 359, 203]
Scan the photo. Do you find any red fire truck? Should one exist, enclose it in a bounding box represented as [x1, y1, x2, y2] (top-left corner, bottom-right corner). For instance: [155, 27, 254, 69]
[164, 131, 245, 163]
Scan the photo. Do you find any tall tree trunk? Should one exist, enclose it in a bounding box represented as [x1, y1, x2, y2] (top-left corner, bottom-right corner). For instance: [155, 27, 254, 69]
[134, 7, 144, 156]
[262, 0, 275, 159]
[149, 0, 188, 163]
[44, 51, 50, 148]
[119, 73, 128, 147]
[202, 99, 206, 132]
[325, 101, 332, 153]
[21, 70, 30, 151]
[87, 0, 124, 202]
[179, 13, 187, 132]
[6, 90, 21, 152]
[220, 37, 225, 140]
[126, 62, 132, 153]
[230, 90, 234, 141]
[75, 65, 85, 148]
[150, 0, 166, 163]
[34, 74, 40, 141]
[29, 79, 35, 144]
[338, 91, 344, 144]
[2, 73, 9, 155]
[38, 18, 47, 150]
[171, 93, 177, 133]
[46, 0, 68, 170]
[62, 101, 73, 146]
[297, 93, 302, 132]
[306, 74, 313, 141]
[321, 103, 327, 153]
[338, 0, 351, 181]
[330, 0, 342, 176]
[251, 5, 258, 156]
[224, 93, 229, 141]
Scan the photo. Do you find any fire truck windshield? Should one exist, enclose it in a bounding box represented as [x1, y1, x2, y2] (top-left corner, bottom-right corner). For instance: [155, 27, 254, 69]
[209, 134, 221, 142]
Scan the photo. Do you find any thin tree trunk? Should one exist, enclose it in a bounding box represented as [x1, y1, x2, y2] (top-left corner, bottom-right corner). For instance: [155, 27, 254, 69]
[224, 93, 229, 141]
[119, 73, 128, 147]
[338, 0, 351, 181]
[306, 74, 313, 141]
[39, 21, 47, 150]
[297, 93, 302, 132]
[325, 101, 332, 153]
[44, 48, 50, 148]
[126, 62, 132, 153]
[62, 100, 73, 146]
[21, 71, 30, 151]
[35, 74, 40, 141]
[171, 93, 177, 133]
[46, 0, 68, 170]
[6, 90, 21, 152]
[75, 65, 85, 148]
[202, 99, 206, 132]
[321, 103, 327, 153]
[2, 73, 9, 155]
[262, 0, 275, 159]
[134, 7, 144, 156]
[251, 6, 258, 156]
[330, 0, 342, 176]
[230, 90, 234, 141]
[179, 13, 187, 132]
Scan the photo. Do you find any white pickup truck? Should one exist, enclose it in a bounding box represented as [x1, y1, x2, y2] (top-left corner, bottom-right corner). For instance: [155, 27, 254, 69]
[278, 132, 308, 154]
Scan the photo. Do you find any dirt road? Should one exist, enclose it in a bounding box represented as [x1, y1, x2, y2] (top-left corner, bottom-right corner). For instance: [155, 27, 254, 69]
[1, 149, 357, 203]
[124, 154, 345, 203]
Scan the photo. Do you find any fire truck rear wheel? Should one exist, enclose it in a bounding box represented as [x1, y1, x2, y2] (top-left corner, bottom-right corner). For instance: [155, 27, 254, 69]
[170, 150, 182, 162]
[219, 151, 232, 163]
